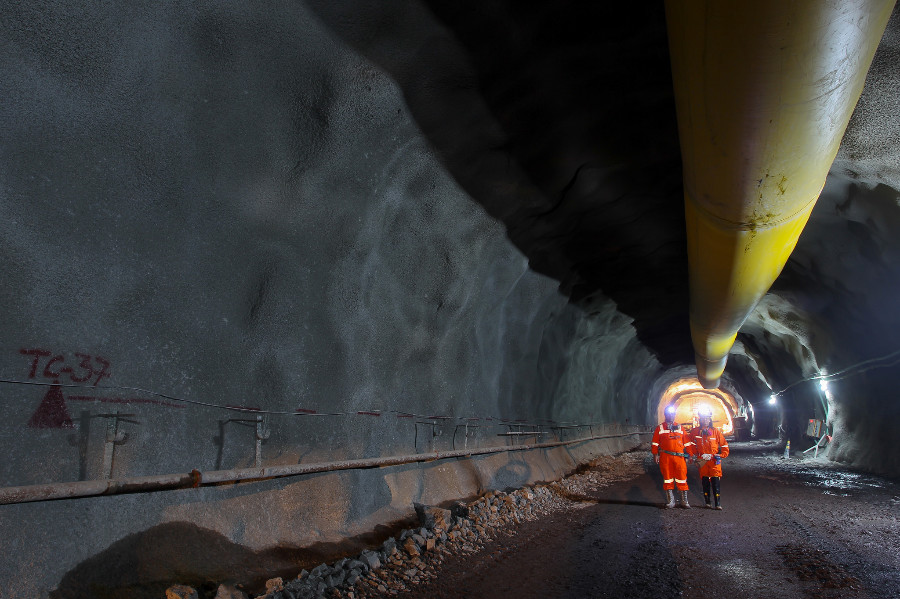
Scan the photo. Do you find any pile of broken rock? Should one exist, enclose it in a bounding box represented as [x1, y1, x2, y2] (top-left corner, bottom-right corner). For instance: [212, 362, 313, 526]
[165, 451, 646, 599]
[165, 484, 564, 599]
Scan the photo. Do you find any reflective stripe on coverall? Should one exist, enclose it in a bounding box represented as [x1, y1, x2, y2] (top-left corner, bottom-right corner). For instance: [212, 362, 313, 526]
[651, 423, 695, 490]
[690, 426, 730, 477]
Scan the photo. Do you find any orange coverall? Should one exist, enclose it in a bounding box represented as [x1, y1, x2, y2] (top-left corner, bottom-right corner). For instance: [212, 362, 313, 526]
[690, 425, 730, 477]
[651, 422, 695, 490]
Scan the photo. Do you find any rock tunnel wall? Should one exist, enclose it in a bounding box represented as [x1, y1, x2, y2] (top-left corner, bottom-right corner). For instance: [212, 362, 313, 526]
[746, 173, 900, 478]
[0, 2, 660, 596]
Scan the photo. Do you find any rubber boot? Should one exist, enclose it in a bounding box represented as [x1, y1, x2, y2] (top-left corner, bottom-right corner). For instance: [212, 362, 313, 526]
[679, 490, 691, 508]
[702, 477, 712, 508]
[712, 477, 722, 510]
[665, 489, 676, 509]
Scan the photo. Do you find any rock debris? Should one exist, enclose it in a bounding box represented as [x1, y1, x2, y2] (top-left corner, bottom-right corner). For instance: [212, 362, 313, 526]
[165, 452, 646, 599]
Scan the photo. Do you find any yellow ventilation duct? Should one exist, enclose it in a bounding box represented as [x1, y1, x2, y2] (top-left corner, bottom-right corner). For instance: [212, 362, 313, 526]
[664, 0, 896, 388]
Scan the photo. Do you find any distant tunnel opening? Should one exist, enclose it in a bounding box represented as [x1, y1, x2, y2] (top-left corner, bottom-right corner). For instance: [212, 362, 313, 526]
[657, 378, 739, 434]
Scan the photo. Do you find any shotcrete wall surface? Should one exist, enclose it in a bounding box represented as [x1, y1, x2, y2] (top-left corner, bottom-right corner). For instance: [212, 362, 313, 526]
[1, 435, 646, 597]
[0, 2, 660, 596]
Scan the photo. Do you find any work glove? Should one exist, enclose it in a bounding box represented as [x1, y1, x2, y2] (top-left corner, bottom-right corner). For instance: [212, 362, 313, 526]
[702, 454, 712, 461]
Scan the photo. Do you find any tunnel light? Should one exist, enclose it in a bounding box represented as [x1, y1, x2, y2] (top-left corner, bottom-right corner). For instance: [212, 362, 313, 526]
[769, 395, 777, 405]
[819, 380, 829, 391]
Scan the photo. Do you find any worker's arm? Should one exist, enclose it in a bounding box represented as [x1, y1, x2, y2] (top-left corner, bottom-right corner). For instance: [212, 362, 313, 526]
[651, 426, 660, 463]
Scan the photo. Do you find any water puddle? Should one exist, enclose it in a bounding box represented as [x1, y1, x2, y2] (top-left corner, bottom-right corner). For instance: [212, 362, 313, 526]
[715, 558, 765, 585]
[795, 468, 887, 491]
[822, 490, 850, 497]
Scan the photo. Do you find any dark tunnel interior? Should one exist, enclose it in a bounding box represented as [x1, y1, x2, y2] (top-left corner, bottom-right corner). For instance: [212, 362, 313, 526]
[2, 1, 900, 596]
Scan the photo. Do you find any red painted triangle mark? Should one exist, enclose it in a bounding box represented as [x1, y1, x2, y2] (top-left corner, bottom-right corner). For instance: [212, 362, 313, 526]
[28, 384, 74, 429]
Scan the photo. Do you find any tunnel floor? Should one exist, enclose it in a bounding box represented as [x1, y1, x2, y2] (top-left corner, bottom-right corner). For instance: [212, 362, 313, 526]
[369, 441, 900, 599]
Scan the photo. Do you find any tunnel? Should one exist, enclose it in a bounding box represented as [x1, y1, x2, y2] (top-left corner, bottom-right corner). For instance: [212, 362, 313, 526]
[2, 1, 900, 597]
[656, 378, 738, 435]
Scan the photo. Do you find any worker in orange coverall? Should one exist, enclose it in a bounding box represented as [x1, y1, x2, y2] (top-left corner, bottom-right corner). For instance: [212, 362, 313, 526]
[651, 404, 695, 508]
[690, 406, 730, 509]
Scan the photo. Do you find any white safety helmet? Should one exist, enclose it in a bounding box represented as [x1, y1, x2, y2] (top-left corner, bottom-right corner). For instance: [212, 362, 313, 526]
[664, 405, 677, 421]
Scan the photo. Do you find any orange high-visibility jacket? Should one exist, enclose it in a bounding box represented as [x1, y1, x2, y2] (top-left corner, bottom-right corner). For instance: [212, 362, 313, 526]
[690, 425, 730, 478]
[651, 422, 695, 490]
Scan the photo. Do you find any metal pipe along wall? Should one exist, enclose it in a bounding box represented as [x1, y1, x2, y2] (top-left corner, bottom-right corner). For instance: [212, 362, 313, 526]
[0, 430, 651, 505]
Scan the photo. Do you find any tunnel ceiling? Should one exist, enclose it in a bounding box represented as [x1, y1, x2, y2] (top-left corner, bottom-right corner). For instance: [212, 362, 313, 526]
[2, 1, 899, 437]
[334, 1, 900, 398]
